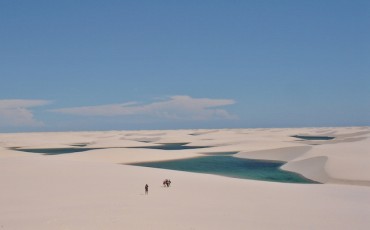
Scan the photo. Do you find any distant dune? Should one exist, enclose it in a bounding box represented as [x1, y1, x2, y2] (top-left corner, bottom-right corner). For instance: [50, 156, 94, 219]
[1, 127, 369, 229]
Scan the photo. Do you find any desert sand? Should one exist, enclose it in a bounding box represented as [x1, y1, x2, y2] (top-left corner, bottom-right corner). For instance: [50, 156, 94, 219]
[1, 127, 370, 229]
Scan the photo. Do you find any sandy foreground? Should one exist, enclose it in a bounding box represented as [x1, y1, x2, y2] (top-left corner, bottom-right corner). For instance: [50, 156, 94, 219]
[0, 127, 369, 229]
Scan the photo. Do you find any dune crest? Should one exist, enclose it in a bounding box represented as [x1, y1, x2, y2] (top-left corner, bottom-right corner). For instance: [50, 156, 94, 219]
[1, 127, 370, 229]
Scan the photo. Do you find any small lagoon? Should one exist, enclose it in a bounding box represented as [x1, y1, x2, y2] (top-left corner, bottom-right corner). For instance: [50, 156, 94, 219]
[292, 135, 335, 141]
[11, 148, 100, 155]
[129, 143, 209, 150]
[130, 154, 318, 184]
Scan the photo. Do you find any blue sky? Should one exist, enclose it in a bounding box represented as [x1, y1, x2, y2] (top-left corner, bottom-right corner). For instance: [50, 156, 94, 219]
[1, 0, 369, 132]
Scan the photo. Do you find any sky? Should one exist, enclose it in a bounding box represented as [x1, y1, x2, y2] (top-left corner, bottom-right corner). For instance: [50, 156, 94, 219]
[0, 0, 369, 132]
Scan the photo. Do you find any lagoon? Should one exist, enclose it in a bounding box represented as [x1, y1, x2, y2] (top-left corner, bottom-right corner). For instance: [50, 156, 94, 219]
[129, 142, 209, 150]
[11, 148, 100, 155]
[130, 154, 318, 184]
[292, 135, 335, 140]
[12, 146, 318, 184]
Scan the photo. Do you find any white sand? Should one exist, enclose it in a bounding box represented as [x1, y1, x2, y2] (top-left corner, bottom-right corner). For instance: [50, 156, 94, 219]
[1, 127, 370, 229]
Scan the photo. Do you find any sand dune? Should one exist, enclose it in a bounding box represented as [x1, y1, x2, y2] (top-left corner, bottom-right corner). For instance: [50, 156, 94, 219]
[1, 127, 369, 229]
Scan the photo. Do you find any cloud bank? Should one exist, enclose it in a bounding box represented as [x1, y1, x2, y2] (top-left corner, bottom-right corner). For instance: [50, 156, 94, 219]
[0, 99, 50, 128]
[52, 96, 237, 120]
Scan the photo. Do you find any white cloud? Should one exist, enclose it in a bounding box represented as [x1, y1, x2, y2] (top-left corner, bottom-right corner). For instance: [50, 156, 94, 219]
[0, 99, 50, 127]
[52, 95, 237, 120]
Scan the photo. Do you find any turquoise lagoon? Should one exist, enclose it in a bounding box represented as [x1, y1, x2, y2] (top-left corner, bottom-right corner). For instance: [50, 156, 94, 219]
[12, 145, 318, 184]
[130, 153, 318, 184]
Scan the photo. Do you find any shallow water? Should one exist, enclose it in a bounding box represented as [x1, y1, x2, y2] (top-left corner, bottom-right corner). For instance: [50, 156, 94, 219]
[12, 148, 100, 155]
[129, 143, 209, 150]
[292, 135, 335, 140]
[12, 142, 207, 154]
[130, 155, 319, 184]
[13, 146, 318, 184]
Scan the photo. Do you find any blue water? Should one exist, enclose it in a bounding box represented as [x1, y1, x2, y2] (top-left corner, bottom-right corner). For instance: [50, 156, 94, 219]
[129, 143, 209, 150]
[13, 146, 318, 184]
[11, 148, 100, 155]
[11, 142, 207, 155]
[130, 155, 318, 184]
[292, 135, 335, 140]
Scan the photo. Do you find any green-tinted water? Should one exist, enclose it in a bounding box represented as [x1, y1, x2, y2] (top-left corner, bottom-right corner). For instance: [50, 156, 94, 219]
[130, 155, 318, 184]
[13, 146, 318, 184]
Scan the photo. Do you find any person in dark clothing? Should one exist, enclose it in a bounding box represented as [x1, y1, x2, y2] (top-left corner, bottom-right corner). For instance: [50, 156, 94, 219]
[145, 184, 149, 195]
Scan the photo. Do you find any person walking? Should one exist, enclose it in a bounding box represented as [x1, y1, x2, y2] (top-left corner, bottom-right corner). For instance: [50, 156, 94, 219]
[145, 184, 149, 195]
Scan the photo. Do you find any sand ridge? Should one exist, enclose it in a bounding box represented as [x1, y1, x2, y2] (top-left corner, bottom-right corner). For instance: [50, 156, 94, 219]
[1, 127, 370, 229]
[2, 127, 369, 184]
